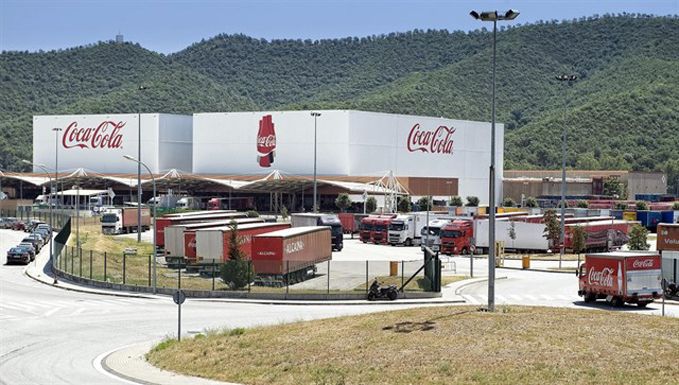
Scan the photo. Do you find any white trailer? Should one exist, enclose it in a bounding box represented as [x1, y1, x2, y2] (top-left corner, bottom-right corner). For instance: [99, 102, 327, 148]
[474, 220, 549, 253]
[164, 217, 259, 257]
[387, 212, 429, 246]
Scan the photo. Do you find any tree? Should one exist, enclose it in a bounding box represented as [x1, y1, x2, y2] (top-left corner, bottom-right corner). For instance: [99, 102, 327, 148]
[365, 196, 377, 213]
[603, 176, 625, 198]
[466, 196, 480, 207]
[543, 209, 561, 251]
[417, 196, 432, 211]
[335, 193, 352, 212]
[503, 197, 516, 207]
[577, 200, 589, 208]
[524, 196, 538, 208]
[571, 225, 588, 266]
[628, 224, 649, 251]
[280, 206, 289, 220]
[635, 201, 648, 211]
[449, 196, 463, 207]
[508, 221, 517, 244]
[220, 221, 254, 289]
[615, 202, 628, 210]
[397, 195, 412, 212]
[673, 202, 679, 211]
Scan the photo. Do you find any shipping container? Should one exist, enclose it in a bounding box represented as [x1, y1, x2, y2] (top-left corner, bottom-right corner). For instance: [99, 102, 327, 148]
[660, 210, 674, 225]
[577, 251, 662, 306]
[636, 211, 662, 230]
[155, 212, 248, 247]
[164, 217, 265, 259]
[623, 211, 637, 221]
[194, 222, 291, 263]
[251, 226, 332, 281]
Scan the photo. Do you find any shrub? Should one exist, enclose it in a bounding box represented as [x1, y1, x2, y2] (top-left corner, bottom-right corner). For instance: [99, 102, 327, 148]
[524, 197, 538, 208]
[636, 201, 648, 211]
[466, 196, 480, 207]
[449, 196, 463, 207]
[577, 200, 589, 208]
[335, 193, 352, 212]
[503, 197, 516, 207]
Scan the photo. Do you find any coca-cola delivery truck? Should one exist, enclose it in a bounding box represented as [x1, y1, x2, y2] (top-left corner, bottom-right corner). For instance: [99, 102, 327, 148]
[101, 207, 151, 235]
[290, 213, 344, 251]
[195, 222, 291, 263]
[577, 251, 662, 307]
[251, 226, 332, 286]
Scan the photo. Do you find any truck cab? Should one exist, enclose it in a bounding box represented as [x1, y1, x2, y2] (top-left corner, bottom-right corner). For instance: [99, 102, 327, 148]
[359, 217, 375, 243]
[420, 218, 452, 252]
[319, 215, 344, 252]
[101, 208, 123, 235]
[440, 220, 474, 255]
[388, 215, 412, 246]
[371, 215, 395, 244]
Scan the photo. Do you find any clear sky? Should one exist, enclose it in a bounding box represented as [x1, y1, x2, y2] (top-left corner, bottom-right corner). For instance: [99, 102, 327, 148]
[1, 0, 676, 54]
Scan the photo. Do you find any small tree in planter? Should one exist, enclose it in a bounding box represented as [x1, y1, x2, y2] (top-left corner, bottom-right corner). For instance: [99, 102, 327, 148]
[524, 196, 538, 208]
[449, 196, 463, 207]
[577, 200, 589, 208]
[636, 201, 648, 211]
[543, 209, 561, 252]
[335, 193, 352, 212]
[628, 224, 650, 251]
[466, 196, 480, 207]
[615, 202, 627, 210]
[673, 202, 679, 211]
[365, 197, 377, 213]
[508, 221, 517, 249]
[220, 221, 254, 290]
[503, 197, 516, 207]
[397, 195, 412, 213]
[417, 196, 433, 211]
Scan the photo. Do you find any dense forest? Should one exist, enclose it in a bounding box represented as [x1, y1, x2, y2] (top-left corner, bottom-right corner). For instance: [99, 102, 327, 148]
[1, 14, 678, 191]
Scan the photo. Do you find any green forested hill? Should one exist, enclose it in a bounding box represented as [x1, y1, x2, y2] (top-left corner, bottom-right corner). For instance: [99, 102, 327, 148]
[1, 14, 678, 190]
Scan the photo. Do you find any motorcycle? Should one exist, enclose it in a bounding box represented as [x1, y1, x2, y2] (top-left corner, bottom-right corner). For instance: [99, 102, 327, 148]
[367, 279, 398, 301]
[664, 280, 678, 298]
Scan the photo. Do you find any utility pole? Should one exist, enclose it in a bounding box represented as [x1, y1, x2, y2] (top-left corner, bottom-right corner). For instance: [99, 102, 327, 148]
[310, 112, 321, 212]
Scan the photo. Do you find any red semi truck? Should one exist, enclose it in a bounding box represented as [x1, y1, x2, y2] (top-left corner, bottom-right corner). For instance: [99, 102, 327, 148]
[371, 215, 396, 244]
[440, 220, 474, 255]
[251, 226, 332, 285]
[577, 252, 662, 307]
[194, 222, 291, 263]
[155, 212, 247, 248]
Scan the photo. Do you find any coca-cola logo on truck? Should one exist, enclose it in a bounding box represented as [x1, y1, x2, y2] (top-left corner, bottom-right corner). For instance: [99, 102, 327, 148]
[632, 259, 654, 269]
[407, 123, 456, 155]
[62, 121, 125, 149]
[588, 267, 614, 287]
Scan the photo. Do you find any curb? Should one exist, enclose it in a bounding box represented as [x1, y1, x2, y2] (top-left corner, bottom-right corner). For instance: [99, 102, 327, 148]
[499, 266, 576, 274]
[452, 276, 508, 296]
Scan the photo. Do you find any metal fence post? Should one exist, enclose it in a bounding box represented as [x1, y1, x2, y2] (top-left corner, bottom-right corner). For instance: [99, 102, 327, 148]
[178, 262, 181, 289]
[327, 260, 330, 294]
[246, 261, 250, 292]
[366, 260, 369, 294]
[79, 248, 82, 277]
[148, 255, 152, 287]
[123, 254, 126, 284]
[401, 260, 405, 290]
[212, 262, 216, 291]
[104, 252, 107, 282]
[470, 254, 474, 278]
[89, 250, 93, 279]
[285, 260, 289, 296]
[70, 246, 74, 274]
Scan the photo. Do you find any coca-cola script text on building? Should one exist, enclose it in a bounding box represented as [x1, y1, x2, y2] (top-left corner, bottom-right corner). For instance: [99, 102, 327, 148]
[407, 123, 456, 155]
[62, 121, 125, 149]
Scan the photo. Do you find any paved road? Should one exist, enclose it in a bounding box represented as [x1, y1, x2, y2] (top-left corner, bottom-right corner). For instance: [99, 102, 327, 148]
[0, 229, 420, 385]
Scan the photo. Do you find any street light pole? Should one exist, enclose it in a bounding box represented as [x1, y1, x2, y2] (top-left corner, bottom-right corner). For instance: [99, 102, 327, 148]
[124, 155, 157, 294]
[470, 9, 519, 313]
[53, 128, 62, 215]
[556, 74, 578, 269]
[137, 85, 149, 242]
[310, 112, 321, 213]
[23, 160, 56, 283]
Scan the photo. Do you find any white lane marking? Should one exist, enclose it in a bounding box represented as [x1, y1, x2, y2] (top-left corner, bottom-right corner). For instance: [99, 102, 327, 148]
[93, 345, 145, 385]
[42, 307, 61, 317]
[0, 302, 36, 312]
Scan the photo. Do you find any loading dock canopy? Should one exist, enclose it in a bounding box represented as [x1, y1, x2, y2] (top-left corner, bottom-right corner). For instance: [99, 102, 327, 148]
[0, 169, 408, 195]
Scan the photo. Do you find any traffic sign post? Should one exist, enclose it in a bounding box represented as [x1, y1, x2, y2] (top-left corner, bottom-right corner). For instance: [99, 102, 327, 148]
[173, 290, 186, 341]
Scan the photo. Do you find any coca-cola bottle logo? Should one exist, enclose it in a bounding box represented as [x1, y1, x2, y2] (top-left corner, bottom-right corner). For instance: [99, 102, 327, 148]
[256, 115, 276, 167]
[62, 121, 125, 149]
[407, 123, 456, 155]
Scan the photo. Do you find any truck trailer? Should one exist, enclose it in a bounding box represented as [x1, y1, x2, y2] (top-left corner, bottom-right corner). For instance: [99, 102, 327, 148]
[251, 226, 332, 285]
[577, 252, 662, 307]
[101, 207, 151, 235]
[387, 212, 429, 246]
[155, 211, 247, 247]
[290, 213, 344, 251]
[195, 222, 292, 263]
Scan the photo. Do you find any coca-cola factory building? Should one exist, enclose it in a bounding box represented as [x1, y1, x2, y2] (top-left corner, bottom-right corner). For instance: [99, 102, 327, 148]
[7, 110, 503, 212]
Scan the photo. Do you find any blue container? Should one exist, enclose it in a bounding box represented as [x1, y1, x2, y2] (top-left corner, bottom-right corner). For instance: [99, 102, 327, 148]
[610, 209, 623, 220]
[661, 210, 674, 224]
[637, 211, 662, 230]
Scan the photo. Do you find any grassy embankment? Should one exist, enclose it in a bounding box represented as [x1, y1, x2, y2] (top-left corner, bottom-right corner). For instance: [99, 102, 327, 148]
[147, 306, 679, 385]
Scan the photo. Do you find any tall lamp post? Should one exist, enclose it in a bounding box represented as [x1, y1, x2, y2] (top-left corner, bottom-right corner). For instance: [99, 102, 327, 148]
[52, 127, 62, 216]
[556, 74, 577, 269]
[136, 85, 149, 242]
[310, 112, 321, 212]
[22, 160, 56, 284]
[470, 9, 519, 312]
[124, 155, 157, 294]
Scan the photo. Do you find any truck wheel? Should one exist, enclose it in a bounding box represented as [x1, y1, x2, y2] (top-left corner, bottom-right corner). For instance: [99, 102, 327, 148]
[584, 292, 596, 303]
[637, 302, 648, 308]
[405, 239, 412, 247]
[611, 297, 624, 307]
[461, 247, 469, 255]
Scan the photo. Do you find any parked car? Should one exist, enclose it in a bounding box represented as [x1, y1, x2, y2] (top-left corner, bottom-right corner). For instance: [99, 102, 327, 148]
[6, 247, 31, 264]
[25, 220, 45, 232]
[15, 244, 36, 261]
[34, 228, 51, 241]
[22, 236, 42, 252]
[0, 217, 19, 229]
[11, 221, 26, 231]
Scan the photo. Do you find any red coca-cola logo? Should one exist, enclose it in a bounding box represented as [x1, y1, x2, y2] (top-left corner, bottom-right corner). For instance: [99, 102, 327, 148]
[62, 121, 125, 149]
[632, 259, 654, 269]
[588, 267, 614, 287]
[257, 115, 276, 167]
[257, 134, 276, 148]
[407, 123, 456, 155]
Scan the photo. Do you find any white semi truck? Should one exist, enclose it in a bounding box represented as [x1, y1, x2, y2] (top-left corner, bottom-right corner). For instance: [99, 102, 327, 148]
[101, 207, 151, 235]
[387, 212, 430, 246]
[420, 217, 455, 252]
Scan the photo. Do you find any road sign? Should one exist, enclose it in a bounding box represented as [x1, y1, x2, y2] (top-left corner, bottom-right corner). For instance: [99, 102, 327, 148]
[173, 290, 186, 305]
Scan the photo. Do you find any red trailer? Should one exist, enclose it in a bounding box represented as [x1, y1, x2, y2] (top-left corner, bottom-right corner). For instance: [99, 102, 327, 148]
[193, 222, 291, 263]
[564, 220, 633, 251]
[577, 252, 662, 307]
[338, 213, 360, 235]
[251, 226, 332, 285]
[155, 212, 247, 247]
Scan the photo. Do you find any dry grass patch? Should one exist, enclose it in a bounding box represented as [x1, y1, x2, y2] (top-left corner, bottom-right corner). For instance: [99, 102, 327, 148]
[147, 306, 679, 385]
